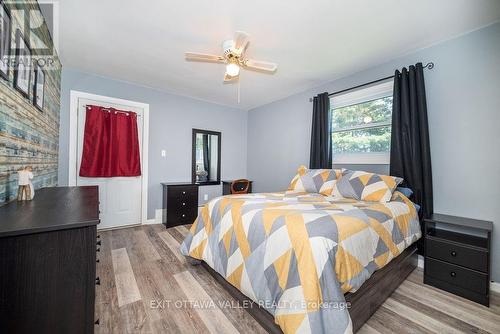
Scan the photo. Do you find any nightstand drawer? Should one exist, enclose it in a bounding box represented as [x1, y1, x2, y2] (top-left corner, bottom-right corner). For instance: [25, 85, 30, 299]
[426, 238, 488, 272]
[169, 185, 198, 198]
[170, 195, 198, 210]
[426, 258, 488, 294]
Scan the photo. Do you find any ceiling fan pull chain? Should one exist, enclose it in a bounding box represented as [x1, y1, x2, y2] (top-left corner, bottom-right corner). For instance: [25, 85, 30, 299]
[237, 80, 241, 104]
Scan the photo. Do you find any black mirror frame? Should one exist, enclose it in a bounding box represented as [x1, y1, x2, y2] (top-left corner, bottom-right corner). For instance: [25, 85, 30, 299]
[192, 128, 221, 185]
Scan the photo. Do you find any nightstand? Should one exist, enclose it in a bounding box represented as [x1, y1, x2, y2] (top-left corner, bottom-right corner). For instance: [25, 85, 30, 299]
[423, 213, 493, 306]
[162, 183, 199, 228]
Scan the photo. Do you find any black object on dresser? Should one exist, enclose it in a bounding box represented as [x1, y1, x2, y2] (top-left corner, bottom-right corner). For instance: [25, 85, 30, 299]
[162, 182, 199, 228]
[423, 213, 492, 306]
[222, 180, 253, 195]
[0, 186, 100, 334]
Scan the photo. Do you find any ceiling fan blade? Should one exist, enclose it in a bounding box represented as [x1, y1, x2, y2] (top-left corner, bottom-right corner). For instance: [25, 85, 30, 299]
[223, 72, 239, 84]
[243, 59, 278, 73]
[233, 31, 250, 54]
[185, 52, 225, 63]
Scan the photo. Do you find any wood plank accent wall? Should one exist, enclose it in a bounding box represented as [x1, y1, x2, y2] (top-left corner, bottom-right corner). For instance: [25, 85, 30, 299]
[0, 1, 61, 205]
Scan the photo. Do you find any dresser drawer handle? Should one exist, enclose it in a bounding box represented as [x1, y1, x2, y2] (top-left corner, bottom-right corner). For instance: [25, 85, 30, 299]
[182, 202, 186, 206]
[182, 214, 186, 217]
[182, 191, 186, 194]
[450, 250, 457, 257]
[450, 271, 456, 278]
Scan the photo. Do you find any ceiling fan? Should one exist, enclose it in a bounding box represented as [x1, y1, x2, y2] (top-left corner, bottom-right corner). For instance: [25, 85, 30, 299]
[185, 31, 278, 84]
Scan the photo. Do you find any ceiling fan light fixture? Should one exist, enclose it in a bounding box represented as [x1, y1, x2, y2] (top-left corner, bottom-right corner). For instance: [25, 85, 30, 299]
[226, 63, 240, 77]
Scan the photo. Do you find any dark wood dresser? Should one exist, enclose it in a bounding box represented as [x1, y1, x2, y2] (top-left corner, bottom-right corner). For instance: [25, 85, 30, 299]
[222, 180, 253, 195]
[162, 183, 199, 228]
[423, 213, 492, 306]
[0, 186, 100, 334]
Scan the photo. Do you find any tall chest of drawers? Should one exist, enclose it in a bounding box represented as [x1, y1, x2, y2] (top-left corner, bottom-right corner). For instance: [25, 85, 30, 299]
[162, 183, 199, 228]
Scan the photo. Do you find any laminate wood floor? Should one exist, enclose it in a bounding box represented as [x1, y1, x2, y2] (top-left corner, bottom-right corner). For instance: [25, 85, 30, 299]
[95, 225, 500, 334]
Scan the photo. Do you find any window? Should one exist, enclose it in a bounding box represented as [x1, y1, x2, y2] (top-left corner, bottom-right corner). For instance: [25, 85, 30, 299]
[330, 80, 393, 164]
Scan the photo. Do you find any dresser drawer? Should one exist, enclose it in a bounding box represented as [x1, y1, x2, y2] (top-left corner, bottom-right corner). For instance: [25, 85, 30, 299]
[425, 257, 488, 294]
[426, 238, 488, 272]
[169, 185, 198, 197]
[166, 206, 197, 227]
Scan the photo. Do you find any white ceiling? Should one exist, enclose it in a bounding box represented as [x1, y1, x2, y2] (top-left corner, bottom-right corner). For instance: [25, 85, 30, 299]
[57, 0, 500, 110]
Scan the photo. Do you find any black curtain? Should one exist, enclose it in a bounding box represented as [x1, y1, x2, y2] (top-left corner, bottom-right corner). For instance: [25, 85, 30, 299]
[309, 92, 332, 169]
[390, 62, 433, 222]
[202, 134, 210, 180]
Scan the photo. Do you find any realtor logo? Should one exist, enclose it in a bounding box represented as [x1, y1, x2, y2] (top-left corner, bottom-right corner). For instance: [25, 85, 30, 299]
[0, 0, 59, 72]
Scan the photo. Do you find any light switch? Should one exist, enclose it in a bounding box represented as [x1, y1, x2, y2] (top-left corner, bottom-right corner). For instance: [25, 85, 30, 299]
[204, 194, 208, 201]
[161, 150, 166, 157]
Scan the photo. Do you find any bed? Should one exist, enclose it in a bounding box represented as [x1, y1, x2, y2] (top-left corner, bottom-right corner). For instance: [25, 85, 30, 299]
[180, 190, 421, 334]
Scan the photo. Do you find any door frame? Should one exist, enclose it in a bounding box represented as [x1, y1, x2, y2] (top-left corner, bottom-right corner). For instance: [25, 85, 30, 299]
[68, 90, 150, 225]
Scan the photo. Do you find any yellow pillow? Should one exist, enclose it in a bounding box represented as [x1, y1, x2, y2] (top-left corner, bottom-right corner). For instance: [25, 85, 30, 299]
[331, 170, 403, 202]
[288, 165, 342, 195]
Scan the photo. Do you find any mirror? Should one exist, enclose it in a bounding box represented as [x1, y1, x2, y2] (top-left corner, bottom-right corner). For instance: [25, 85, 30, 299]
[192, 129, 221, 185]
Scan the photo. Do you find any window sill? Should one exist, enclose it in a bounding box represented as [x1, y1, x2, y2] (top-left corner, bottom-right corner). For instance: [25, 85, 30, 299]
[333, 153, 390, 165]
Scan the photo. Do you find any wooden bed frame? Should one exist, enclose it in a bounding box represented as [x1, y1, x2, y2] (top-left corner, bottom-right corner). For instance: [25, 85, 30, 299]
[202, 243, 417, 333]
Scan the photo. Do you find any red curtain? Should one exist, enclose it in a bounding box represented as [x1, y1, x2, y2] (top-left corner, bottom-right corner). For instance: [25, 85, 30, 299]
[79, 105, 141, 177]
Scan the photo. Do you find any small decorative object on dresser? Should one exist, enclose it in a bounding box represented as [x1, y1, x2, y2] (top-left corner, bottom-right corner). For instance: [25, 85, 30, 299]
[162, 182, 199, 228]
[16, 166, 34, 201]
[424, 213, 493, 306]
[222, 179, 252, 195]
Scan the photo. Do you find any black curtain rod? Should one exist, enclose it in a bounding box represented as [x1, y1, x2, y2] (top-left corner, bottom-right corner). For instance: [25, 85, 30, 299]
[309, 62, 434, 102]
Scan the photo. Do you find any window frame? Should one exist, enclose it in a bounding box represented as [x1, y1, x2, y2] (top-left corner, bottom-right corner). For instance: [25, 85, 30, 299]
[330, 79, 393, 165]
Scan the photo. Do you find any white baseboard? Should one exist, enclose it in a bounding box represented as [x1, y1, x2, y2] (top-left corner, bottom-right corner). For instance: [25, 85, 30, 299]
[491, 281, 500, 294]
[142, 209, 164, 225]
[97, 223, 142, 232]
[143, 219, 161, 225]
[417, 255, 424, 269]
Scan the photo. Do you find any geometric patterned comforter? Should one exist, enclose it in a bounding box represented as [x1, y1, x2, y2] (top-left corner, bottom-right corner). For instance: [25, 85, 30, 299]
[180, 191, 421, 334]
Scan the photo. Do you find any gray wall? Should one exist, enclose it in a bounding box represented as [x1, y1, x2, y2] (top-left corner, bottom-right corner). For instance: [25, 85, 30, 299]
[247, 23, 500, 281]
[59, 69, 248, 219]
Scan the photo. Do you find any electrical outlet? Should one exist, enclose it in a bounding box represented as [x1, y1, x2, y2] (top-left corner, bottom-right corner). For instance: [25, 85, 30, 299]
[203, 194, 208, 201]
[161, 150, 166, 157]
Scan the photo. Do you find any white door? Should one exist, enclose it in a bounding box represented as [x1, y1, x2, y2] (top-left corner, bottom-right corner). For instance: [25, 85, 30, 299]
[76, 97, 144, 230]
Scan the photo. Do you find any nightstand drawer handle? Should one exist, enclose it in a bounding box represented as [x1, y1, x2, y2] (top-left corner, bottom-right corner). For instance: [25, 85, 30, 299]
[450, 271, 456, 278]
[182, 202, 186, 206]
[182, 191, 186, 194]
[450, 250, 457, 257]
[182, 214, 186, 217]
